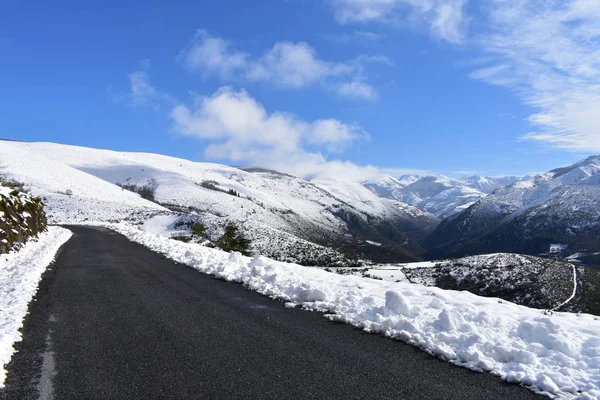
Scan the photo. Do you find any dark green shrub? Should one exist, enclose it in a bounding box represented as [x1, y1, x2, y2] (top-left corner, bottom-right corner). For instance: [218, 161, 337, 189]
[216, 224, 252, 256]
[191, 222, 207, 237]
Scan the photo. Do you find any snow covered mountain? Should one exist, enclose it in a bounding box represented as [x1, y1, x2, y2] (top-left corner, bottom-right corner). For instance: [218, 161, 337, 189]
[362, 175, 409, 201]
[0, 141, 439, 265]
[425, 155, 600, 265]
[461, 175, 522, 194]
[363, 175, 487, 218]
[363, 174, 523, 219]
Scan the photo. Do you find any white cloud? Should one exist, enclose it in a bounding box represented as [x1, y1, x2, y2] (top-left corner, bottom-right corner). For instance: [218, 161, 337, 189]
[354, 30, 383, 40]
[319, 30, 384, 43]
[169, 86, 384, 181]
[247, 41, 352, 87]
[178, 30, 248, 79]
[381, 167, 435, 177]
[171, 87, 304, 153]
[128, 70, 157, 107]
[287, 158, 384, 181]
[308, 119, 367, 151]
[329, 0, 469, 43]
[431, 1, 468, 44]
[170, 86, 366, 151]
[469, 0, 600, 152]
[178, 29, 384, 100]
[111, 67, 411, 182]
[112, 60, 173, 109]
[450, 169, 479, 176]
[336, 79, 379, 100]
[327, 1, 600, 151]
[331, 0, 397, 23]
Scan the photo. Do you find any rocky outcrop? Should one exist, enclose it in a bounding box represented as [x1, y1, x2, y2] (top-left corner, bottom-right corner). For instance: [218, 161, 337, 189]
[0, 183, 47, 253]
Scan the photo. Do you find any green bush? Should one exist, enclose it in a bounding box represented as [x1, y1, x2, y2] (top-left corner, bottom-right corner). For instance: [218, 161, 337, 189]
[216, 224, 252, 256]
[191, 222, 206, 237]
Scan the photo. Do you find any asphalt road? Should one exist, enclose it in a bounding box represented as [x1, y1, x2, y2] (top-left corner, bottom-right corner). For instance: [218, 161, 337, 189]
[1, 226, 541, 399]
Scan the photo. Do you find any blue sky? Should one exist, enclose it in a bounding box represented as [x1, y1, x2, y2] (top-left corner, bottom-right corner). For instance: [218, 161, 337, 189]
[2, 0, 599, 180]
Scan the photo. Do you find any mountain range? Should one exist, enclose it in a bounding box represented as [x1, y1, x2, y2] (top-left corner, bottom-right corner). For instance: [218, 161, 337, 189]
[425, 155, 600, 266]
[0, 141, 437, 265]
[2, 139, 599, 269]
[363, 174, 522, 218]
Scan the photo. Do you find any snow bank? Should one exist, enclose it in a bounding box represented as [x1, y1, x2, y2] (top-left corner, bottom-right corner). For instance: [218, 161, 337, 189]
[0, 227, 72, 387]
[103, 223, 600, 399]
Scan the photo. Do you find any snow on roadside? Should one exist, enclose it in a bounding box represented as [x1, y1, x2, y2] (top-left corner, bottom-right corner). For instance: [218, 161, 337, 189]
[104, 223, 599, 399]
[0, 227, 72, 387]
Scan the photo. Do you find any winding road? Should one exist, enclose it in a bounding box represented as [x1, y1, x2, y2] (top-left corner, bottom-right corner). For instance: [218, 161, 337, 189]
[1, 226, 540, 399]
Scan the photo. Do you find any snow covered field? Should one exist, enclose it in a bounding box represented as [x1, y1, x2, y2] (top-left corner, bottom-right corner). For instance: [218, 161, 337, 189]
[101, 223, 600, 399]
[0, 227, 72, 387]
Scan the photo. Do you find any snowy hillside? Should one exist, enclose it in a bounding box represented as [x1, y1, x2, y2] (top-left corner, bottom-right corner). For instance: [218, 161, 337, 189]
[425, 156, 600, 265]
[0, 141, 438, 264]
[311, 178, 437, 242]
[0, 142, 168, 223]
[333, 253, 600, 314]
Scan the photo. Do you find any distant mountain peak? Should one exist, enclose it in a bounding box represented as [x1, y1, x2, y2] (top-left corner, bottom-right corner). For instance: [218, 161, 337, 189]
[396, 174, 421, 186]
[424, 154, 600, 266]
[549, 155, 600, 179]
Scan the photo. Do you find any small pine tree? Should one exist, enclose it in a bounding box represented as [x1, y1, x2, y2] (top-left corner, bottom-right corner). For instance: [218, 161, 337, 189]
[216, 224, 252, 256]
[190, 222, 206, 238]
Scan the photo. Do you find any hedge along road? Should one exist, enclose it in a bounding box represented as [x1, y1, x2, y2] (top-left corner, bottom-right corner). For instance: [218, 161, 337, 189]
[0, 226, 541, 399]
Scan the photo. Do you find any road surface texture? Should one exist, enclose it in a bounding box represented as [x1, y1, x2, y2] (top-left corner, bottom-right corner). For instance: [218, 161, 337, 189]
[1, 226, 541, 399]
